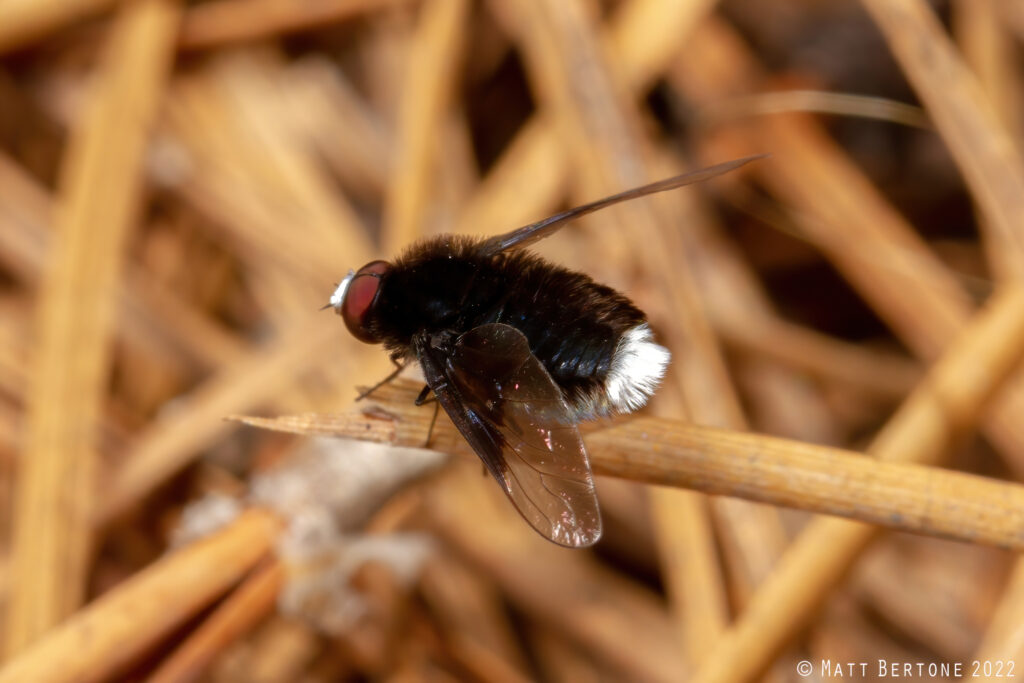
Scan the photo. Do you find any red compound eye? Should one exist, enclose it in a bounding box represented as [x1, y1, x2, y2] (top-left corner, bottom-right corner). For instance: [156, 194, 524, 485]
[342, 260, 390, 343]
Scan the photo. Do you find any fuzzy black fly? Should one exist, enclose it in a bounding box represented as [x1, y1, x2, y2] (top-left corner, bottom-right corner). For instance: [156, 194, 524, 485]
[329, 155, 764, 547]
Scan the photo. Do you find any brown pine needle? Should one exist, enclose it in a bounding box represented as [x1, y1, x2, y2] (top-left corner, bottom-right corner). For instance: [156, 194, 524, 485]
[0, 0, 118, 53]
[383, 0, 469, 252]
[972, 557, 1024, 664]
[674, 16, 1024, 480]
[0, 509, 282, 683]
[6, 1, 1024, 678]
[860, 0, 1024, 281]
[97, 315, 342, 526]
[179, 0, 413, 51]
[233, 401, 1024, 551]
[0, 151, 244, 371]
[503, 1, 773, 654]
[714, 311, 921, 399]
[5, 0, 180, 654]
[690, 277, 1024, 683]
[147, 557, 286, 683]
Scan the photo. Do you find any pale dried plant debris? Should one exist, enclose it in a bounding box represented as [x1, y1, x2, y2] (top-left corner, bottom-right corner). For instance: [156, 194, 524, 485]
[248, 437, 447, 532]
[277, 532, 434, 635]
[171, 492, 244, 548]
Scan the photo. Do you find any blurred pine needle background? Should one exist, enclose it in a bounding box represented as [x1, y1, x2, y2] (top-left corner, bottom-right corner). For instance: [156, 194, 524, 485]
[2, 0, 1024, 681]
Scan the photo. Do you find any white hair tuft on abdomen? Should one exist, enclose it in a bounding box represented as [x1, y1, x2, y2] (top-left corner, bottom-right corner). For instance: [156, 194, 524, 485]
[605, 323, 670, 413]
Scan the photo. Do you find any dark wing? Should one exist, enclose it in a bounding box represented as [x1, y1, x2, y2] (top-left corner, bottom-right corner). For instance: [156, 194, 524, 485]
[475, 154, 768, 257]
[414, 323, 602, 547]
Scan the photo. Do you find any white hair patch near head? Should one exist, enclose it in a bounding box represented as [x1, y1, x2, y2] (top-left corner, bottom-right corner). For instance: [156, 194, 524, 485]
[328, 270, 355, 311]
[605, 323, 670, 413]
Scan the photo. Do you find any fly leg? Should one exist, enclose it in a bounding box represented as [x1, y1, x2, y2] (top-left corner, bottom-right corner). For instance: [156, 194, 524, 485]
[415, 384, 440, 448]
[356, 355, 408, 401]
[414, 385, 435, 405]
[412, 385, 478, 473]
